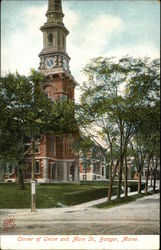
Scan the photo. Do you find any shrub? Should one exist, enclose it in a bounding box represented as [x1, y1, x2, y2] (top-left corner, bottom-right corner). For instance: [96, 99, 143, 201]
[80, 180, 108, 186]
[62, 187, 118, 206]
[128, 182, 145, 192]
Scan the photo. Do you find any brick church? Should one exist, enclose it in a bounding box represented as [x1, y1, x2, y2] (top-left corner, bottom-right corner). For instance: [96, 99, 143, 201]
[25, 0, 79, 183]
[25, 0, 79, 182]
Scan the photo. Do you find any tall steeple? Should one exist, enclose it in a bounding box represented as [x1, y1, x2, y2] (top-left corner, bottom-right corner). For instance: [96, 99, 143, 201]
[39, 0, 71, 76]
[34, 0, 79, 185]
[46, 0, 64, 24]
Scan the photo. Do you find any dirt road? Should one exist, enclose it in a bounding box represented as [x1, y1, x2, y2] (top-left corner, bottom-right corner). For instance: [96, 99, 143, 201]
[0, 193, 159, 235]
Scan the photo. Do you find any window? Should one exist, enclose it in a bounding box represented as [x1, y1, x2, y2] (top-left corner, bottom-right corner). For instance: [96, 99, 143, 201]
[35, 161, 40, 174]
[50, 135, 55, 154]
[60, 94, 67, 100]
[62, 35, 65, 48]
[9, 166, 13, 174]
[35, 144, 40, 153]
[58, 31, 60, 47]
[48, 33, 53, 47]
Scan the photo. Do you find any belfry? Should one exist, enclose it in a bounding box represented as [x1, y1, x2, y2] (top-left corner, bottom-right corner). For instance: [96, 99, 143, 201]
[28, 0, 79, 183]
[39, 0, 73, 87]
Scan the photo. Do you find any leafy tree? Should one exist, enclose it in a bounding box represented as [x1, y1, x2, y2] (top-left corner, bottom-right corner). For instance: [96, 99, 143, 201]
[130, 103, 160, 193]
[0, 70, 78, 189]
[127, 58, 160, 193]
[77, 56, 160, 200]
[73, 135, 94, 180]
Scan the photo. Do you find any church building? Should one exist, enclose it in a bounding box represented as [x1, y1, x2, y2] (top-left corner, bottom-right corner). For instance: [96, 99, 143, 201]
[24, 0, 79, 183]
[0, 0, 79, 184]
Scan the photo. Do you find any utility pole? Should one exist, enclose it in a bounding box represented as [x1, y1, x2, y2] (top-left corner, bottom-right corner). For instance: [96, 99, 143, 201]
[31, 125, 36, 212]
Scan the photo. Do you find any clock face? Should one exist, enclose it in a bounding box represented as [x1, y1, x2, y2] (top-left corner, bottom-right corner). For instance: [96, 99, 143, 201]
[63, 58, 68, 70]
[45, 57, 55, 69]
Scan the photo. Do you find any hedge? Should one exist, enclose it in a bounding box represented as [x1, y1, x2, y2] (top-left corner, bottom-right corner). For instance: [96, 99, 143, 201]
[62, 187, 118, 206]
[80, 180, 108, 186]
[128, 182, 146, 192]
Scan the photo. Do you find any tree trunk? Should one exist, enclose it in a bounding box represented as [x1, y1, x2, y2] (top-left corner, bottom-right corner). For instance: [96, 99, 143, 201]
[106, 163, 109, 179]
[153, 157, 158, 193]
[85, 169, 87, 180]
[117, 132, 123, 199]
[145, 157, 151, 194]
[137, 171, 142, 193]
[108, 177, 113, 201]
[151, 157, 155, 187]
[153, 169, 156, 192]
[108, 158, 120, 201]
[31, 125, 36, 212]
[150, 167, 153, 186]
[18, 167, 25, 189]
[117, 163, 123, 198]
[107, 144, 113, 201]
[124, 154, 128, 197]
[108, 158, 113, 201]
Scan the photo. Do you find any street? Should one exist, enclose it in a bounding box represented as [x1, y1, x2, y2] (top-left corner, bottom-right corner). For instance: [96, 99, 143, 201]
[0, 192, 160, 235]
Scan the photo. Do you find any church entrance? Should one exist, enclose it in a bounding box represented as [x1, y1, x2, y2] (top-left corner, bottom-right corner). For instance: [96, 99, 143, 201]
[49, 161, 78, 182]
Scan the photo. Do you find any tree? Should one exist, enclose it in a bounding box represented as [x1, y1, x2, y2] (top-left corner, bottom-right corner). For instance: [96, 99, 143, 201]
[130, 103, 160, 193]
[77, 56, 160, 200]
[0, 70, 78, 191]
[73, 135, 93, 180]
[127, 58, 160, 193]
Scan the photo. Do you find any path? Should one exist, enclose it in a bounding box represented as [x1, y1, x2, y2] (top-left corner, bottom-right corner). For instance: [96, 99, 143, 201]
[0, 191, 159, 235]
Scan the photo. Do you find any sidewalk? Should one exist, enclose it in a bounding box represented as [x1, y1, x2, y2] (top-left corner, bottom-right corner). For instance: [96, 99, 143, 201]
[0, 186, 159, 216]
[0, 190, 159, 235]
[51, 186, 159, 212]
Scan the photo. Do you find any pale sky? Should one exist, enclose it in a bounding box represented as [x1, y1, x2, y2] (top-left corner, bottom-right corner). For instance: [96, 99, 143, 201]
[1, 0, 160, 101]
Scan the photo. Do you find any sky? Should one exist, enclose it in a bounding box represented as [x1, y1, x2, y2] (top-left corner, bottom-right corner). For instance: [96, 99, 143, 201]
[1, 0, 160, 101]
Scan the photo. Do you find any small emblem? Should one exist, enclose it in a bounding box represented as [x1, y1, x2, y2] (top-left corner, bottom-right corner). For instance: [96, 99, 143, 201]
[3, 216, 16, 232]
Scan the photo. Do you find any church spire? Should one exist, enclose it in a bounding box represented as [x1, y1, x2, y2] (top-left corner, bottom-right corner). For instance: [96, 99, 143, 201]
[48, 0, 62, 12]
[46, 0, 64, 24]
[39, 0, 73, 77]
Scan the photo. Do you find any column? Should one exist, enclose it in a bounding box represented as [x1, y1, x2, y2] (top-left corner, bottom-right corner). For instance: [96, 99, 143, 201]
[66, 162, 70, 182]
[90, 161, 94, 181]
[43, 158, 48, 182]
[55, 163, 58, 181]
[74, 162, 79, 183]
[63, 161, 67, 182]
[68, 162, 72, 182]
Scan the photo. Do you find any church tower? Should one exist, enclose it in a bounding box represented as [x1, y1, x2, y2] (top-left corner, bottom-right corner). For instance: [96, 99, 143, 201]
[39, 0, 76, 100]
[28, 0, 79, 183]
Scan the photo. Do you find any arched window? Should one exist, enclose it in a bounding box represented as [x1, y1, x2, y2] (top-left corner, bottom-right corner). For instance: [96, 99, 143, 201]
[50, 135, 55, 154]
[48, 33, 53, 47]
[35, 161, 40, 174]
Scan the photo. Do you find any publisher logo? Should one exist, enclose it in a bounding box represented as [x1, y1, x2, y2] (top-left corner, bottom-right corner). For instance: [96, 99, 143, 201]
[3, 216, 16, 232]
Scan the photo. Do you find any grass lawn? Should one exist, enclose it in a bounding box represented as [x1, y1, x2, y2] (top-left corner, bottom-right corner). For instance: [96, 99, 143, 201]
[95, 190, 160, 209]
[0, 183, 111, 209]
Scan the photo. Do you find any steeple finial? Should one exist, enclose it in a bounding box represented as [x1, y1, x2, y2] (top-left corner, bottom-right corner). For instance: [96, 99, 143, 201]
[48, 0, 62, 12]
[46, 0, 64, 23]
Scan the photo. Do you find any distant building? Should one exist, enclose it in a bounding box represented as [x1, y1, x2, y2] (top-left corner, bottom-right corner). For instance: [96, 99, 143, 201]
[79, 146, 107, 181]
[0, 163, 17, 182]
